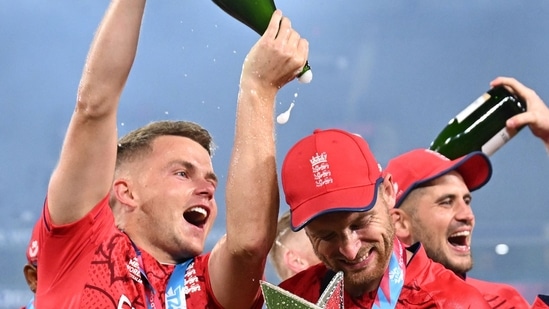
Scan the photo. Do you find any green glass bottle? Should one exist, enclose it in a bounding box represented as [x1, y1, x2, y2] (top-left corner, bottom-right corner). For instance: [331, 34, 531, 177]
[211, 0, 313, 83]
[429, 86, 527, 159]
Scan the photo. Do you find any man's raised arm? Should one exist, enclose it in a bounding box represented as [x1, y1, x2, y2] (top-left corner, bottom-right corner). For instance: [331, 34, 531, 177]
[47, 0, 146, 224]
[209, 10, 309, 309]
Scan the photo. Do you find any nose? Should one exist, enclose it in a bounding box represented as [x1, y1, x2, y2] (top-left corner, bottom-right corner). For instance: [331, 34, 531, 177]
[338, 232, 361, 261]
[196, 178, 215, 200]
[455, 201, 474, 224]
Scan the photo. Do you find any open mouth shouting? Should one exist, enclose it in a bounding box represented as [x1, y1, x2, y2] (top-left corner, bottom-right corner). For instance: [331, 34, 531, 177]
[183, 206, 209, 228]
[447, 230, 470, 253]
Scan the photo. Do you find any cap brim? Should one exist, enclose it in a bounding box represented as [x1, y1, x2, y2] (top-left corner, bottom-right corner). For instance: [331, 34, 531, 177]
[290, 177, 384, 231]
[394, 151, 492, 208]
[454, 151, 492, 192]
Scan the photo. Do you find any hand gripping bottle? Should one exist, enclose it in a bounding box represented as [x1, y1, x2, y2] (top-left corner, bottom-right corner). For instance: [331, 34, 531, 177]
[211, 0, 313, 83]
[429, 86, 527, 159]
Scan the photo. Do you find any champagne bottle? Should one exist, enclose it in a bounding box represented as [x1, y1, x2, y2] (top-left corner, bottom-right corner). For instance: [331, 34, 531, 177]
[211, 0, 313, 83]
[429, 86, 527, 159]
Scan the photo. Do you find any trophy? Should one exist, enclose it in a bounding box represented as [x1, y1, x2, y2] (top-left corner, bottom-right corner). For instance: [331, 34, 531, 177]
[212, 0, 313, 83]
[260, 272, 344, 308]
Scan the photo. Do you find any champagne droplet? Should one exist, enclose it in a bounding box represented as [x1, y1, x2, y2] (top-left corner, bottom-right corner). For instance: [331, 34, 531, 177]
[277, 103, 295, 125]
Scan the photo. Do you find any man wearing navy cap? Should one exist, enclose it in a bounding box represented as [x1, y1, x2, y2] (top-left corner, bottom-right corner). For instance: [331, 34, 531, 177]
[386, 75, 549, 309]
[385, 148, 529, 308]
[277, 128, 491, 308]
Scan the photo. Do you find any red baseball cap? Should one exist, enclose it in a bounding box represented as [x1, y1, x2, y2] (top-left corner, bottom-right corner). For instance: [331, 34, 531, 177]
[281, 129, 384, 231]
[385, 149, 492, 209]
[26, 223, 40, 266]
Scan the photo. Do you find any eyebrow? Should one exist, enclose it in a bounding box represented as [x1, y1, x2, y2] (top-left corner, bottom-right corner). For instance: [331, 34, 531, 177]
[170, 159, 218, 184]
[434, 192, 472, 203]
[435, 193, 455, 202]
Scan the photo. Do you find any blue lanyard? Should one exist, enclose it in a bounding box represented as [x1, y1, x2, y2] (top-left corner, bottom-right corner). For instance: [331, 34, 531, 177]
[372, 239, 406, 309]
[132, 243, 192, 309]
[165, 259, 193, 309]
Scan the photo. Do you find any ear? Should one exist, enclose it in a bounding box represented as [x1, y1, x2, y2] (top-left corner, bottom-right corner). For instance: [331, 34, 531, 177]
[380, 174, 396, 208]
[112, 178, 138, 209]
[23, 264, 37, 293]
[390, 208, 413, 246]
[284, 250, 309, 275]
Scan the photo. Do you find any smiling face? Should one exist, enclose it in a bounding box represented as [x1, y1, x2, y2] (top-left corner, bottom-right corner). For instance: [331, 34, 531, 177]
[399, 171, 474, 274]
[304, 182, 395, 297]
[120, 135, 218, 263]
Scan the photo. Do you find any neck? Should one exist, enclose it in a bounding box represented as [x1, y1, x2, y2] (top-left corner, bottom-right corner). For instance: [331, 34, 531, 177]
[123, 230, 179, 265]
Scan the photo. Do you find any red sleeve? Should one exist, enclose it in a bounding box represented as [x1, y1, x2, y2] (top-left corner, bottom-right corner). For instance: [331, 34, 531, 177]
[37, 194, 113, 291]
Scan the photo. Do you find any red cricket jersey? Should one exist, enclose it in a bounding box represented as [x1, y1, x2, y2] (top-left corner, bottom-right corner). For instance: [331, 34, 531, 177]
[34, 195, 226, 309]
[277, 242, 491, 308]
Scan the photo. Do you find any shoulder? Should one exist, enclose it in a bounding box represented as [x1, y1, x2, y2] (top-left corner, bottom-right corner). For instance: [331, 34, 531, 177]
[404, 244, 490, 307]
[36, 195, 120, 282]
[466, 277, 530, 308]
[43, 193, 113, 235]
[466, 276, 522, 294]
